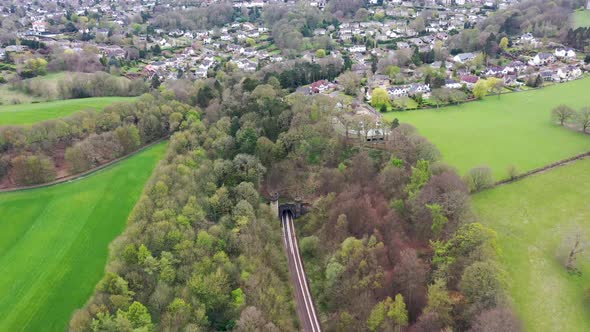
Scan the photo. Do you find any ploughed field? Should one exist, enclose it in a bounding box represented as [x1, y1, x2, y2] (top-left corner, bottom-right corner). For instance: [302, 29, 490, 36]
[0, 96, 134, 125]
[384, 78, 590, 180]
[0, 141, 166, 332]
[472, 158, 590, 332]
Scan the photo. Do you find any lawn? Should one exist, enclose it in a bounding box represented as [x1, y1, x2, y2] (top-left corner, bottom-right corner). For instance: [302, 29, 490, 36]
[0, 141, 167, 332]
[0, 97, 134, 125]
[383, 78, 590, 179]
[572, 10, 590, 28]
[473, 158, 590, 332]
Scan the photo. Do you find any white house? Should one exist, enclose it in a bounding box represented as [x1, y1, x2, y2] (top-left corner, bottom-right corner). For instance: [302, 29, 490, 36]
[387, 86, 409, 98]
[556, 66, 582, 81]
[453, 52, 476, 63]
[531, 53, 556, 66]
[32, 21, 48, 33]
[554, 48, 576, 59]
[444, 79, 462, 89]
[349, 45, 367, 53]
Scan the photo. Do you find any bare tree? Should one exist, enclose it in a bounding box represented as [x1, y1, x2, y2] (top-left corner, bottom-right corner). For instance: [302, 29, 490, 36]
[551, 105, 575, 126]
[558, 227, 587, 273]
[469, 307, 522, 332]
[575, 107, 590, 133]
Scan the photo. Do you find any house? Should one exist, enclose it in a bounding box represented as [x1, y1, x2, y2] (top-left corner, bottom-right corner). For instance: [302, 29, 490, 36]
[349, 45, 367, 53]
[310, 80, 331, 93]
[460, 75, 479, 88]
[453, 52, 476, 63]
[295, 86, 312, 95]
[444, 79, 463, 89]
[408, 83, 430, 96]
[484, 66, 508, 77]
[505, 61, 526, 73]
[370, 74, 390, 87]
[313, 28, 327, 36]
[540, 70, 555, 81]
[532, 53, 556, 66]
[554, 48, 576, 59]
[520, 33, 535, 43]
[397, 42, 411, 49]
[556, 66, 582, 81]
[387, 86, 409, 98]
[32, 21, 48, 33]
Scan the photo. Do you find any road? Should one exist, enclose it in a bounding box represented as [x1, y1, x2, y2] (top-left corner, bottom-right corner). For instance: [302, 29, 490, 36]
[281, 212, 321, 332]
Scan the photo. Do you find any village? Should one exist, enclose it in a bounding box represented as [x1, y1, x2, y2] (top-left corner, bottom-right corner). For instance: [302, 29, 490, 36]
[0, 0, 587, 111]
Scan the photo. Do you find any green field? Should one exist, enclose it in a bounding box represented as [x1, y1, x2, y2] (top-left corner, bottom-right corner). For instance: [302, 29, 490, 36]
[473, 158, 590, 331]
[384, 78, 590, 179]
[0, 97, 134, 125]
[573, 10, 590, 28]
[0, 142, 166, 332]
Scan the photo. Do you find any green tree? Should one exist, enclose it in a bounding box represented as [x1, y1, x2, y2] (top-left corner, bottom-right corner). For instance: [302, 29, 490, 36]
[115, 126, 140, 154]
[427, 203, 449, 236]
[367, 301, 387, 331]
[386, 65, 401, 79]
[371, 87, 390, 109]
[487, 77, 504, 98]
[237, 127, 259, 154]
[499, 37, 509, 51]
[388, 294, 408, 332]
[424, 279, 453, 327]
[459, 260, 507, 313]
[473, 79, 488, 99]
[315, 48, 326, 58]
[120, 301, 153, 330]
[405, 159, 431, 200]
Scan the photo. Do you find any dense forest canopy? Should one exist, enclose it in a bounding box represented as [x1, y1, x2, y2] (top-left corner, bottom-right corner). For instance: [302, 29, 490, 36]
[67, 67, 520, 331]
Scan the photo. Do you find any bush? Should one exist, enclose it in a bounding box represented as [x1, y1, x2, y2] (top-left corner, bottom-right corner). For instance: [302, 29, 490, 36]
[464, 166, 494, 193]
[11, 154, 56, 185]
[507, 165, 519, 181]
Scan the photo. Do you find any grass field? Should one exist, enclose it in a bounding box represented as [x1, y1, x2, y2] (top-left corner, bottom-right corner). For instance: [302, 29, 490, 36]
[383, 78, 590, 179]
[0, 97, 134, 125]
[0, 141, 166, 332]
[473, 158, 590, 331]
[572, 10, 590, 28]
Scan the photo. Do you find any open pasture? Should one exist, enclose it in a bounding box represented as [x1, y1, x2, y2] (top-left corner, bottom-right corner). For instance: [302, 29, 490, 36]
[0, 142, 166, 332]
[0, 96, 134, 125]
[473, 158, 590, 331]
[384, 78, 590, 179]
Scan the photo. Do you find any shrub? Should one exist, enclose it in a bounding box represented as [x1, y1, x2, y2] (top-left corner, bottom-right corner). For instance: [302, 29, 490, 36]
[464, 166, 494, 192]
[507, 165, 519, 181]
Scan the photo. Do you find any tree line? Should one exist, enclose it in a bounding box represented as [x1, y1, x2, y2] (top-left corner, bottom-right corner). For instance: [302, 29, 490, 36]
[12, 71, 147, 102]
[0, 94, 192, 187]
[551, 104, 590, 133]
